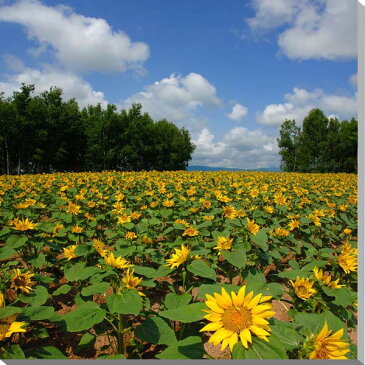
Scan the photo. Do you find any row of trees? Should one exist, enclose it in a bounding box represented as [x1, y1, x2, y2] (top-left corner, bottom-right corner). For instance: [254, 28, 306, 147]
[277, 109, 357, 173]
[0, 84, 195, 174]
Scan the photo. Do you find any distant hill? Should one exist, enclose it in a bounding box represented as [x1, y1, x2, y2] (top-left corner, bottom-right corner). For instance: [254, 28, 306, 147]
[187, 165, 281, 172]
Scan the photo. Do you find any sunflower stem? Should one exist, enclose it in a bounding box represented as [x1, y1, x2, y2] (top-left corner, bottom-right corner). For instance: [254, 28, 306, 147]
[117, 313, 125, 356]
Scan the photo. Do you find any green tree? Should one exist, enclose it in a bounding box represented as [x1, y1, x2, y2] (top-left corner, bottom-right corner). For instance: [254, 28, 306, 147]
[276, 119, 300, 172]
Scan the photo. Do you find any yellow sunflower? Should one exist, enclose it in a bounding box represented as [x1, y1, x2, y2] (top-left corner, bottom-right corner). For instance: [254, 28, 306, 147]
[308, 322, 350, 359]
[122, 269, 145, 296]
[200, 287, 275, 352]
[10, 269, 34, 294]
[10, 218, 38, 231]
[246, 218, 260, 235]
[0, 314, 27, 341]
[62, 245, 78, 260]
[104, 252, 133, 270]
[182, 227, 199, 237]
[0, 292, 5, 308]
[165, 244, 191, 268]
[213, 237, 233, 254]
[337, 252, 357, 274]
[289, 276, 316, 301]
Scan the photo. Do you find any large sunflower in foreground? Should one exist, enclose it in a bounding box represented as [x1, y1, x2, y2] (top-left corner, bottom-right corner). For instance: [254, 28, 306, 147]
[308, 322, 350, 359]
[200, 287, 275, 352]
[0, 314, 27, 341]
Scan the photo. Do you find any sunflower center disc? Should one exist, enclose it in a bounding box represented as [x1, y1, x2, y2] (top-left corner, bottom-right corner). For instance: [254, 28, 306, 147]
[222, 306, 253, 333]
[14, 277, 27, 286]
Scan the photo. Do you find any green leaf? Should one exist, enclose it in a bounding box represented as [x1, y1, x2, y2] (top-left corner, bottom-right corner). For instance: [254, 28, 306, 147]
[265, 283, 285, 298]
[243, 270, 266, 293]
[74, 245, 92, 256]
[187, 259, 216, 280]
[322, 287, 353, 307]
[81, 282, 110, 297]
[64, 262, 86, 281]
[53, 284, 72, 296]
[77, 332, 96, 350]
[271, 324, 304, 350]
[0, 306, 22, 320]
[78, 266, 102, 281]
[0, 246, 16, 260]
[232, 334, 287, 359]
[250, 230, 268, 251]
[221, 249, 246, 268]
[277, 270, 307, 280]
[63, 302, 106, 332]
[133, 266, 156, 278]
[20, 306, 54, 321]
[156, 336, 204, 359]
[106, 291, 142, 315]
[153, 265, 172, 278]
[19, 285, 49, 306]
[134, 316, 177, 345]
[159, 302, 206, 323]
[2, 344, 25, 359]
[300, 260, 328, 272]
[29, 253, 46, 268]
[164, 293, 192, 310]
[6, 235, 28, 249]
[26, 346, 67, 359]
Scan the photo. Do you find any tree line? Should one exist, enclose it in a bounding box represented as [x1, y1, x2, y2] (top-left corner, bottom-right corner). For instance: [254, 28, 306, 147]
[277, 108, 357, 173]
[0, 84, 195, 175]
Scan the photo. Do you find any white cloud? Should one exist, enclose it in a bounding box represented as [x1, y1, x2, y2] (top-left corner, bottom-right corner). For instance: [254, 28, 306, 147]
[247, 0, 299, 30]
[124, 73, 221, 129]
[0, 0, 149, 73]
[247, 0, 357, 61]
[0, 64, 108, 108]
[256, 86, 357, 126]
[349, 73, 357, 89]
[190, 127, 280, 169]
[227, 103, 248, 121]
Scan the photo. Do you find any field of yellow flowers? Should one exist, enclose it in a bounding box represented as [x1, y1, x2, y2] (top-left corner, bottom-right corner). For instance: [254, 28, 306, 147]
[0, 171, 358, 359]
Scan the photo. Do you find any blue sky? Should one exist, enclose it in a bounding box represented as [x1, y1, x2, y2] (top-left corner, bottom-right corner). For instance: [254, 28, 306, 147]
[0, 0, 358, 169]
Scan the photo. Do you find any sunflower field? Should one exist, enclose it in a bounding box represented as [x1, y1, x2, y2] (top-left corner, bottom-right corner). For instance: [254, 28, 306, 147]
[0, 171, 358, 359]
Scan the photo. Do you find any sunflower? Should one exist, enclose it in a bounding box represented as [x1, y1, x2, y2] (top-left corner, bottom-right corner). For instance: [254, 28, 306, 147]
[125, 231, 137, 240]
[223, 206, 237, 219]
[93, 239, 109, 257]
[10, 217, 38, 231]
[246, 218, 260, 235]
[312, 267, 344, 289]
[200, 287, 275, 352]
[0, 292, 5, 308]
[343, 228, 352, 235]
[288, 220, 300, 231]
[165, 244, 191, 268]
[62, 245, 78, 260]
[182, 227, 199, 237]
[104, 252, 133, 270]
[337, 252, 357, 274]
[53, 223, 65, 235]
[10, 269, 34, 294]
[117, 213, 131, 224]
[289, 276, 316, 301]
[0, 314, 27, 341]
[66, 202, 81, 214]
[214, 237, 233, 254]
[308, 322, 350, 359]
[122, 269, 145, 296]
[71, 225, 84, 233]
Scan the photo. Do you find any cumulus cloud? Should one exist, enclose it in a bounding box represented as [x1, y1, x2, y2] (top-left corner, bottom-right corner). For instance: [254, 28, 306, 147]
[190, 127, 280, 169]
[124, 73, 221, 129]
[247, 0, 357, 60]
[227, 103, 248, 121]
[349, 73, 357, 89]
[0, 63, 108, 108]
[256, 86, 357, 126]
[0, 0, 149, 72]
